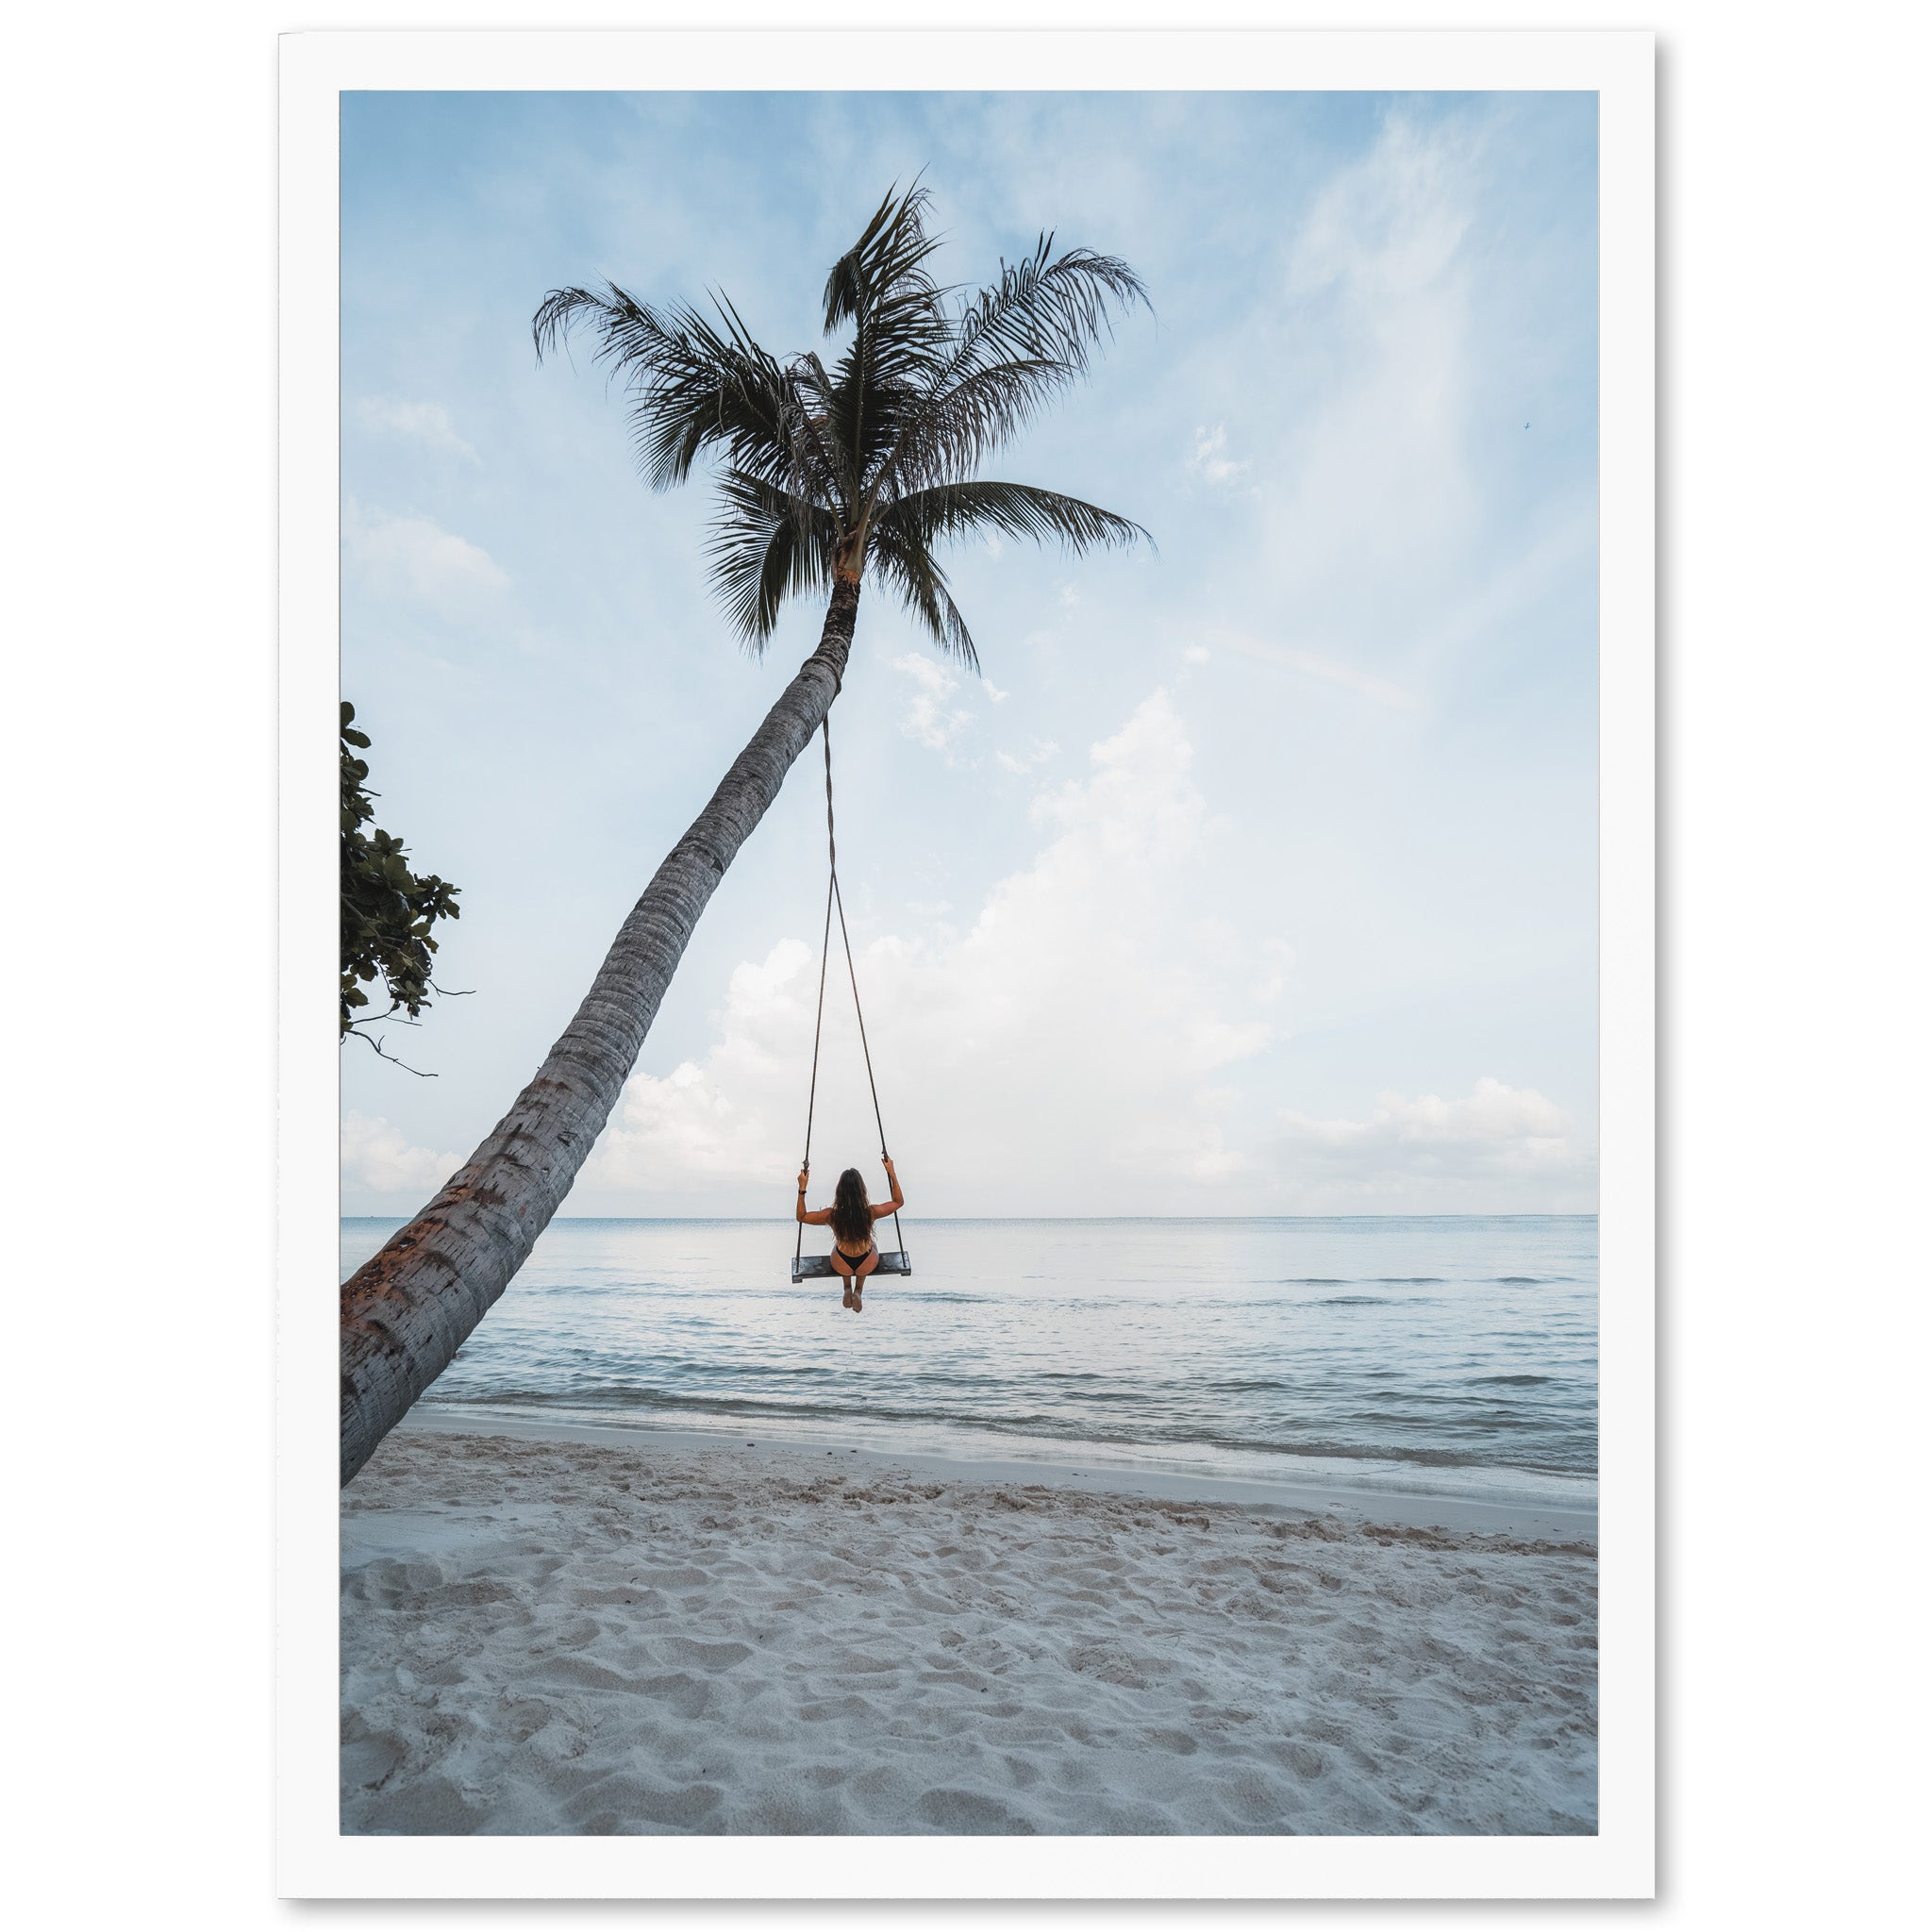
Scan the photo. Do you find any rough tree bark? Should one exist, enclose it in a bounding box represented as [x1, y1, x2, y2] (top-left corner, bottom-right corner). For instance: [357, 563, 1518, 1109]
[340, 578, 862, 1484]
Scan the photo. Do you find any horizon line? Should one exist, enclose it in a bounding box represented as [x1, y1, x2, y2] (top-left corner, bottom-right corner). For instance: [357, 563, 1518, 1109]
[341, 1211, 1601, 1224]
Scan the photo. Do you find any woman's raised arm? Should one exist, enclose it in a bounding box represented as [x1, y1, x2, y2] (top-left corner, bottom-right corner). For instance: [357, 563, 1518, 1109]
[873, 1155, 906, 1220]
[796, 1167, 831, 1225]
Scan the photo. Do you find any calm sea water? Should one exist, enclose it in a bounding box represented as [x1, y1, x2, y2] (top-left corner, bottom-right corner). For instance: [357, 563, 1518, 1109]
[341, 1217, 1598, 1509]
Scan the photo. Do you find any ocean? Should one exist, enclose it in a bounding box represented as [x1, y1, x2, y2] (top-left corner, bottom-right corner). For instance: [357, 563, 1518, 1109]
[340, 1215, 1598, 1511]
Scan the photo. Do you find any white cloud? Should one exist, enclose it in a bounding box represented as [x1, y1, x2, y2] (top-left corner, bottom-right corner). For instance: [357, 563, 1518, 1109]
[353, 396, 479, 464]
[1287, 1077, 1568, 1151]
[1182, 646, 1210, 666]
[1187, 422, 1248, 487]
[1253, 938, 1298, 1004]
[994, 738, 1058, 775]
[579, 691, 1280, 1212]
[891, 652, 977, 757]
[343, 498, 509, 618]
[1291, 116, 1474, 308]
[983, 680, 1011, 703]
[341, 1111, 463, 1198]
[582, 943, 812, 1192]
[1264, 116, 1481, 608]
[1272, 1078, 1592, 1209]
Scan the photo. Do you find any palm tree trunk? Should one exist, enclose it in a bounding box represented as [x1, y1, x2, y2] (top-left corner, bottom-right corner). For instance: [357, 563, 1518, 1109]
[340, 576, 862, 1484]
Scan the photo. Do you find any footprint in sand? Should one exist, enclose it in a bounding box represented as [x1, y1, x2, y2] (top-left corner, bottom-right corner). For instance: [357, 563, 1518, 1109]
[498, 1696, 553, 1742]
[362, 1773, 487, 1835]
[639, 1671, 714, 1720]
[634, 1565, 710, 1590]
[916, 1787, 1039, 1834]
[340, 1720, 406, 1791]
[658, 1636, 754, 1671]
[798, 1693, 876, 1722]
[565, 1774, 724, 1833]
[1145, 1728, 1198, 1756]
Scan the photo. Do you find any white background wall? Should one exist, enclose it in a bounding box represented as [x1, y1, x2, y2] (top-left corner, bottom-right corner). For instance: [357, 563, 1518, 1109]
[7, 0, 1927, 1924]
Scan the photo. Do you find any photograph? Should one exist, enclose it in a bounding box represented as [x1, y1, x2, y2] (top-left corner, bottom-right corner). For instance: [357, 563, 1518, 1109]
[321, 64, 1636, 1863]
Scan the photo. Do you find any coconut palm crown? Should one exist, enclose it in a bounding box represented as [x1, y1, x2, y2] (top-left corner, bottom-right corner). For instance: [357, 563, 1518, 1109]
[533, 184, 1150, 670]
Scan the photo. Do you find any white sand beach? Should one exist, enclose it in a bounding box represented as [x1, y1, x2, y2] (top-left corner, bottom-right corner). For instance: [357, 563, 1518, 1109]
[341, 1420, 1597, 1836]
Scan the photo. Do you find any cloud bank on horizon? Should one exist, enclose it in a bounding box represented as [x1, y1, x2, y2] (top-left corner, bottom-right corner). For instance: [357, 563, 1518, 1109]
[339, 89, 1599, 1218]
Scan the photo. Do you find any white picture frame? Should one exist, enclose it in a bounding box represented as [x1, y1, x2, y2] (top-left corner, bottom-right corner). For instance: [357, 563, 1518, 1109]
[280, 26, 1653, 1900]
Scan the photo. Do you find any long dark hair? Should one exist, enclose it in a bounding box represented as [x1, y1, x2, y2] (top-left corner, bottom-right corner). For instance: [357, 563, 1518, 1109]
[830, 1168, 872, 1246]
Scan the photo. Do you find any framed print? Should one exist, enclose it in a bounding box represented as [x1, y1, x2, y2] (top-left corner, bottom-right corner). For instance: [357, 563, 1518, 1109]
[280, 26, 1653, 1899]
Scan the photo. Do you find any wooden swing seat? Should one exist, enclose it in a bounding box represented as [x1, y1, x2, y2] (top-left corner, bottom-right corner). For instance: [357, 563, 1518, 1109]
[791, 1251, 912, 1283]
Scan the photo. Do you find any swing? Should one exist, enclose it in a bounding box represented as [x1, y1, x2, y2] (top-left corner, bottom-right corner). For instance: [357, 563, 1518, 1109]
[792, 711, 911, 1285]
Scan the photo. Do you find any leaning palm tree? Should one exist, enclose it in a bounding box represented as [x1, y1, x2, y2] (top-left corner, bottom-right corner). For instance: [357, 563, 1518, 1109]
[340, 186, 1149, 1484]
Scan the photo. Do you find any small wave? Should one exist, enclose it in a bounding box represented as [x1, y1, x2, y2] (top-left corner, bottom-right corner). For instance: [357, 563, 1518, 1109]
[433, 1386, 1069, 1436]
[426, 1391, 1594, 1476]
[1272, 1275, 1445, 1288]
[1312, 1294, 1441, 1307]
[622, 1360, 841, 1382]
[1471, 1374, 1555, 1386]
[524, 1279, 691, 1297]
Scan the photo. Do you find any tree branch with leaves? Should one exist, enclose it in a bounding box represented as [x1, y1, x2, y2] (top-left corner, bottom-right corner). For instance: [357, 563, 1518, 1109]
[340, 702, 462, 1070]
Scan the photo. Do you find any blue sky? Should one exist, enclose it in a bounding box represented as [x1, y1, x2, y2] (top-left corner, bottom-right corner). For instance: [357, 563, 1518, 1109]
[340, 89, 1599, 1217]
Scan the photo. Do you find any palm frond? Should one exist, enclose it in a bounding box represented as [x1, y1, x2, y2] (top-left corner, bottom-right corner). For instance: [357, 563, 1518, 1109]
[866, 242, 1149, 502]
[782, 349, 865, 508]
[876, 356, 1085, 499]
[818, 183, 957, 492]
[705, 471, 841, 649]
[821, 182, 947, 335]
[876, 479, 1151, 560]
[869, 516, 978, 672]
[534, 281, 834, 505]
[948, 238, 1150, 380]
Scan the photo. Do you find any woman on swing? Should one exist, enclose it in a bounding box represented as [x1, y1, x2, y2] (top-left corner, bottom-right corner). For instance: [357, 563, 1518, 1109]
[796, 1157, 904, 1309]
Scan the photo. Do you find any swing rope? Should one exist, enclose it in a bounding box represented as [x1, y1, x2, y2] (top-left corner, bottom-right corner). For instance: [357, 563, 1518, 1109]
[796, 708, 906, 1273]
